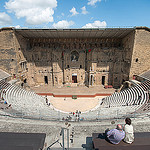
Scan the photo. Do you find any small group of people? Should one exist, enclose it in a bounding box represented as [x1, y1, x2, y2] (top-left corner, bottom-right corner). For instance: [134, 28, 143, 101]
[71, 110, 82, 121]
[62, 115, 72, 121]
[62, 110, 84, 122]
[105, 117, 134, 144]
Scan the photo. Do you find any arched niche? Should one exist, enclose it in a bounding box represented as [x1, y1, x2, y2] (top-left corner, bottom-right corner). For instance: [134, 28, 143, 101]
[71, 50, 79, 61]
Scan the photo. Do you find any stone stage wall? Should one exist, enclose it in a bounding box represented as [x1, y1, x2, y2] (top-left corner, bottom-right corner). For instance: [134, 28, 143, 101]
[0, 27, 150, 88]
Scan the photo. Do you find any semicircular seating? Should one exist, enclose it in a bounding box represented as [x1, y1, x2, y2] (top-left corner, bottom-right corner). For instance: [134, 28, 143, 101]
[0, 80, 67, 120]
[0, 79, 149, 121]
[102, 80, 149, 112]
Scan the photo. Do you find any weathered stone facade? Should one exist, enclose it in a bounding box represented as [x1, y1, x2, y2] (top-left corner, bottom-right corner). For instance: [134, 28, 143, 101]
[0, 28, 17, 75]
[0, 27, 150, 88]
[130, 27, 150, 78]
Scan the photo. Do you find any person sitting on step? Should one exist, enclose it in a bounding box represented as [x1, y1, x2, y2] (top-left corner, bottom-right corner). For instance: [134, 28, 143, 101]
[123, 117, 134, 144]
[106, 124, 125, 144]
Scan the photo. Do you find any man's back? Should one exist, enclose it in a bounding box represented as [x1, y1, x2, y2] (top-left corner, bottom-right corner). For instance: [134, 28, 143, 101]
[107, 128, 125, 144]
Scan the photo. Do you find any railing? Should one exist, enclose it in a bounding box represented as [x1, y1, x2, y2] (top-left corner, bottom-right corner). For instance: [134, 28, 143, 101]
[47, 128, 69, 150]
[0, 109, 150, 122]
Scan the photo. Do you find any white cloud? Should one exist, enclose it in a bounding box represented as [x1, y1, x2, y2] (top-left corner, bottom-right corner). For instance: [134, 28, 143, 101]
[5, 0, 57, 25]
[70, 7, 79, 16]
[52, 20, 74, 28]
[15, 25, 21, 28]
[82, 20, 107, 28]
[87, 0, 102, 6]
[13, 25, 28, 29]
[81, 6, 88, 15]
[0, 12, 12, 25]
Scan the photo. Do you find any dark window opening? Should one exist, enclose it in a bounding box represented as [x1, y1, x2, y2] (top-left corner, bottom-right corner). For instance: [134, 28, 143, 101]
[80, 65, 82, 68]
[55, 77, 57, 83]
[44, 76, 48, 84]
[102, 76, 105, 85]
[122, 79, 125, 84]
[24, 79, 27, 83]
[136, 58, 138, 62]
[67, 65, 69, 68]
[90, 75, 93, 85]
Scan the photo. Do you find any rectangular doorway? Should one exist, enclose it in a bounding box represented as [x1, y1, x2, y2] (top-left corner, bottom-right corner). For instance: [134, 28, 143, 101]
[44, 76, 48, 84]
[72, 75, 77, 83]
[102, 76, 105, 85]
[90, 75, 93, 86]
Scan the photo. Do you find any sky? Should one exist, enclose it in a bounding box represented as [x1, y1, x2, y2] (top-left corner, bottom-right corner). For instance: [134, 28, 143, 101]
[0, 0, 150, 29]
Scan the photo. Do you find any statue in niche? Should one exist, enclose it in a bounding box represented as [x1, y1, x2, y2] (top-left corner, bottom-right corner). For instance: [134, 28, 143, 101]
[71, 50, 79, 61]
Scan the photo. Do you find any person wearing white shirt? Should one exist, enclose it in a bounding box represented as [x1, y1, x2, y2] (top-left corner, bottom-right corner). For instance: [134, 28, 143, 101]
[124, 117, 134, 144]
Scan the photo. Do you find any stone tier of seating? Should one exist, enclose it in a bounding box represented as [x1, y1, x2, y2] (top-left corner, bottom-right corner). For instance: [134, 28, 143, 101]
[134, 80, 150, 112]
[0, 80, 67, 120]
[141, 80, 150, 91]
[102, 80, 149, 111]
[79, 81, 150, 120]
[0, 79, 149, 121]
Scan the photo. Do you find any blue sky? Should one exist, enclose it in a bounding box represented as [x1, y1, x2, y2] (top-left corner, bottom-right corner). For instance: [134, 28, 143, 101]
[0, 0, 150, 28]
